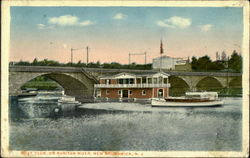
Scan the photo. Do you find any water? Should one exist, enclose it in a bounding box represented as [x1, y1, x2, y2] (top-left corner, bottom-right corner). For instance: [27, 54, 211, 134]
[10, 95, 242, 151]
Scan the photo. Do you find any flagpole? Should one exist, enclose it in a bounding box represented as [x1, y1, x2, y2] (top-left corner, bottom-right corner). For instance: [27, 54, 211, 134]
[160, 52, 162, 72]
[160, 40, 163, 72]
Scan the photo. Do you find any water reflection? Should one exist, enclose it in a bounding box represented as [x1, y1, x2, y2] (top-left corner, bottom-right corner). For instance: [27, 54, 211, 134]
[14, 91, 80, 118]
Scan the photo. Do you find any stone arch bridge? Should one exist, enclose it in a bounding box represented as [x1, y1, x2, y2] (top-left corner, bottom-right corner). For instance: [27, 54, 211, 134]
[9, 66, 98, 102]
[83, 67, 242, 95]
[10, 66, 242, 100]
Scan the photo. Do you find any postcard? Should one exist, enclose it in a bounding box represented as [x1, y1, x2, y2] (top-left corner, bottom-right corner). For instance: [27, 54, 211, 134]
[1, 0, 249, 157]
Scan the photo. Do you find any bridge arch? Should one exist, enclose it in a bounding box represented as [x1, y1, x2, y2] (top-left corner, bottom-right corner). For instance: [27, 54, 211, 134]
[9, 71, 95, 101]
[196, 76, 223, 91]
[229, 77, 242, 88]
[168, 76, 190, 96]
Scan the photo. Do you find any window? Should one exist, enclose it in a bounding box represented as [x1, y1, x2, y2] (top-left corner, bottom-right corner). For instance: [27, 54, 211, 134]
[106, 90, 110, 95]
[142, 90, 146, 95]
[148, 78, 152, 84]
[164, 78, 168, 84]
[118, 79, 123, 84]
[105, 79, 110, 84]
[129, 79, 134, 84]
[129, 90, 132, 95]
[159, 77, 163, 83]
[118, 90, 121, 95]
[153, 78, 158, 84]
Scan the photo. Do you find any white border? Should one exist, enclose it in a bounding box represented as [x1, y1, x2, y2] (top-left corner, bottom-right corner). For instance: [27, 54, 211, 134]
[1, 0, 249, 157]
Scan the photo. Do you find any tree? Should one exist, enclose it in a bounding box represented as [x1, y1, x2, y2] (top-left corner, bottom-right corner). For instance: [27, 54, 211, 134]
[196, 55, 212, 71]
[191, 55, 225, 71]
[191, 56, 198, 70]
[228, 50, 242, 72]
[32, 58, 38, 65]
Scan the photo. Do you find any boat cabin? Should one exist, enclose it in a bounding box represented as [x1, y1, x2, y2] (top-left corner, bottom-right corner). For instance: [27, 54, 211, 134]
[94, 72, 171, 99]
[185, 92, 219, 100]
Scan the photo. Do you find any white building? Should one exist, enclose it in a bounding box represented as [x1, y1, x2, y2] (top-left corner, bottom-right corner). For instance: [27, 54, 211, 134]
[152, 55, 184, 70]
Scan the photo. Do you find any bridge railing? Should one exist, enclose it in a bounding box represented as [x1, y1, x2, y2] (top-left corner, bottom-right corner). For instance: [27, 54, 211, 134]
[9, 66, 242, 77]
[94, 83, 171, 88]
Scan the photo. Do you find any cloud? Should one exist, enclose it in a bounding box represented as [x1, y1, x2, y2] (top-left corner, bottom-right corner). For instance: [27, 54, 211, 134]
[37, 24, 46, 29]
[49, 15, 78, 26]
[113, 13, 127, 20]
[199, 24, 213, 32]
[157, 16, 191, 29]
[37, 24, 53, 29]
[48, 15, 95, 26]
[79, 20, 96, 26]
[157, 21, 174, 28]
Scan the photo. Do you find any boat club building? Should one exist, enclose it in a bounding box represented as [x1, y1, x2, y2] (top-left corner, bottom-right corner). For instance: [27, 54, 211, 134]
[94, 72, 171, 99]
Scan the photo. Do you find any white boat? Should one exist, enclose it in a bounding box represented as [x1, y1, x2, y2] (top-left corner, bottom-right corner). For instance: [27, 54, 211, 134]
[151, 92, 224, 107]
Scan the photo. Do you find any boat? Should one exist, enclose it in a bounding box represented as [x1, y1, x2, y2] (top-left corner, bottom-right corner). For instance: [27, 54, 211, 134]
[151, 92, 224, 107]
[58, 95, 81, 105]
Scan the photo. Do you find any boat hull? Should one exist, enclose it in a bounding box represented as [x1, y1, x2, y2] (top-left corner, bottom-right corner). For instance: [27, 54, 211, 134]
[151, 98, 224, 107]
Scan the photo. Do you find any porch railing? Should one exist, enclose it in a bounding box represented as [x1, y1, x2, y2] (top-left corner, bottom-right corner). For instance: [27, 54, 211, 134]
[94, 83, 171, 88]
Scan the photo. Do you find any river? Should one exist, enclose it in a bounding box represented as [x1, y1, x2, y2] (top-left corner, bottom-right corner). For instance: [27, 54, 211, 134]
[9, 93, 242, 151]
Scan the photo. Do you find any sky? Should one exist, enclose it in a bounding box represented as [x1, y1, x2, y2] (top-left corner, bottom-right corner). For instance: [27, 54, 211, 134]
[10, 7, 243, 64]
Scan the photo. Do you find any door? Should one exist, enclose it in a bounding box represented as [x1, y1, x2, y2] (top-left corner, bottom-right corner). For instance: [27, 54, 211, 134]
[158, 89, 164, 97]
[122, 90, 129, 98]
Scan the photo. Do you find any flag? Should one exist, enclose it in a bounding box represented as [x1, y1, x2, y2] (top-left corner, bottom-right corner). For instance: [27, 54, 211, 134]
[160, 40, 164, 54]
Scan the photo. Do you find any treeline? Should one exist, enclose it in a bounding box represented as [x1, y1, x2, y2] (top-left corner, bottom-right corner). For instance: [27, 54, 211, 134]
[10, 59, 152, 70]
[10, 50, 242, 72]
[191, 50, 242, 72]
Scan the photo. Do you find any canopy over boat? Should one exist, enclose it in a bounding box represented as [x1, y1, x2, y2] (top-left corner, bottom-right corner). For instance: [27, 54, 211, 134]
[185, 92, 218, 100]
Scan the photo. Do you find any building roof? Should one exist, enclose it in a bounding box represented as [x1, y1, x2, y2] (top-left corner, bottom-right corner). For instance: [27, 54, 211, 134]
[99, 71, 170, 79]
[153, 55, 182, 60]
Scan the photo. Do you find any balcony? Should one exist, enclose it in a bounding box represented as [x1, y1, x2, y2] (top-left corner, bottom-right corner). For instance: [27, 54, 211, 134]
[94, 83, 171, 88]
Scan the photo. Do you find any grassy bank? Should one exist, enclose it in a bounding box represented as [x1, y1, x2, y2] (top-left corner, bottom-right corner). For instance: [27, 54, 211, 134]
[21, 81, 242, 97]
[217, 88, 242, 97]
[21, 81, 60, 91]
[170, 88, 242, 97]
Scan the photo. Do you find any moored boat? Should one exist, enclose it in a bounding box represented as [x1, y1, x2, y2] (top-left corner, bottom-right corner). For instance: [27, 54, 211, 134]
[151, 92, 224, 107]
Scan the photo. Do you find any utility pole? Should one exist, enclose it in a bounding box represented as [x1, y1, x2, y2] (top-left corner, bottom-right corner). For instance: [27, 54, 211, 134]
[227, 56, 229, 95]
[86, 46, 89, 65]
[71, 48, 73, 65]
[71, 46, 89, 66]
[129, 53, 131, 65]
[144, 51, 147, 64]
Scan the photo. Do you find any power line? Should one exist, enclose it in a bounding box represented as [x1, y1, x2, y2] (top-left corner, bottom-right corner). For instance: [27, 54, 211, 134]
[70, 46, 89, 65]
[128, 52, 147, 65]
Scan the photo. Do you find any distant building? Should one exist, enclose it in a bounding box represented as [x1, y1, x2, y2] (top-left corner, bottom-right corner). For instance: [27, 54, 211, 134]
[175, 59, 192, 71]
[152, 56, 190, 71]
[152, 56, 179, 70]
[152, 40, 190, 71]
[216, 52, 220, 61]
[221, 51, 227, 61]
